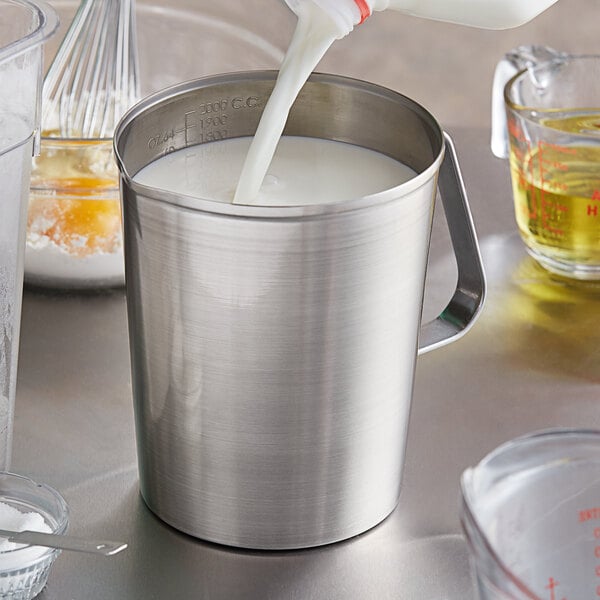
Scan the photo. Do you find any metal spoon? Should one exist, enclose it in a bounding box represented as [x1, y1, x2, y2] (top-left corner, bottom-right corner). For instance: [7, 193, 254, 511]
[0, 528, 127, 556]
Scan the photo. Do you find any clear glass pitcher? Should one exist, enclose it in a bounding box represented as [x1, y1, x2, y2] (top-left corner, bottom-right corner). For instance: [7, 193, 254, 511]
[0, 0, 58, 469]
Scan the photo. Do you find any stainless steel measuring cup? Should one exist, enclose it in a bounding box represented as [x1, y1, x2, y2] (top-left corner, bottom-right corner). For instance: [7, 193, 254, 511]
[492, 46, 600, 280]
[461, 429, 600, 599]
[114, 71, 485, 549]
[0, 0, 57, 469]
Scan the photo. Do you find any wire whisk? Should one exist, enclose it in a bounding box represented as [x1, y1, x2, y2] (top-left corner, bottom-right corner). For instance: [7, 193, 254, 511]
[41, 0, 140, 139]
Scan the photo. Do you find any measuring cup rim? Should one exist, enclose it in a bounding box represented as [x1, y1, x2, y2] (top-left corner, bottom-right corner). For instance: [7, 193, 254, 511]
[461, 428, 600, 599]
[474, 427, 600, 471]
[39, 135, 113, 144]
[114, 70, 446, 219]
[503, 53, 600, 113]
[0, 0, 59, 67]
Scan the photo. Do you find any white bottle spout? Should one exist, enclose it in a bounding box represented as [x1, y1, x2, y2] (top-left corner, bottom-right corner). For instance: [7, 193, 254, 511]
[283, 0, 362, 36]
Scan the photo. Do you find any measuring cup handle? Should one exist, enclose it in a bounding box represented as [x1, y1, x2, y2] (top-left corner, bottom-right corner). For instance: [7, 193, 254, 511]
[418, 133, 485, 355]
[490, 45, 567, 158]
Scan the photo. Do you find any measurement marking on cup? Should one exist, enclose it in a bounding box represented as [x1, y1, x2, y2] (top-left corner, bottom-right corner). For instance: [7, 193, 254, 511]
[575, 508, 600, 598]
[508, 116, 527, 142]
[591, 190, 600, 218]
[594, 523, 600, 597]
[526, 138, 537, 220]
[544, 577, 565, 600]
[538, 505, 600, 600]
[542, 142, 578, 155]
[537, 141, 566, 236]
[147, 113, 232, 155]
[579, 507, 600, 521]
[145, 94, 264, 156]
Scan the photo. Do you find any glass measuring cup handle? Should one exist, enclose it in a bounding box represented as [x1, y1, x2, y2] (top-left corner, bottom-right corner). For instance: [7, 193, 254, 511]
[418, 133, 486, 354]
[490, 45, 567, 158]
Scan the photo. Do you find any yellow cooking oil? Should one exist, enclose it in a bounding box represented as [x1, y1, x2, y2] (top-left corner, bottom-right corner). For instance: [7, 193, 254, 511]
[509, 113, 600, 267]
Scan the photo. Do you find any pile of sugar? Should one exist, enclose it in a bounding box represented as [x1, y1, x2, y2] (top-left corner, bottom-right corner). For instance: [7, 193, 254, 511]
[0, 501, 53, 575]
[0, 502, 51, 553]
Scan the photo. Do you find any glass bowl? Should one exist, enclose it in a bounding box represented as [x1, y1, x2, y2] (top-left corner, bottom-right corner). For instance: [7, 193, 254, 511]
[0, 472, 69, 600]
[27, 137, 121, 289]
[25, 0, 286, 290]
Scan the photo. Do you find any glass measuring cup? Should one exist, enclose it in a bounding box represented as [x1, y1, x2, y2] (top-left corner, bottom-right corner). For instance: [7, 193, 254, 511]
[492, 47, 600, 280]
[461, 429, 600, 599]
[0, 0, 57, 469]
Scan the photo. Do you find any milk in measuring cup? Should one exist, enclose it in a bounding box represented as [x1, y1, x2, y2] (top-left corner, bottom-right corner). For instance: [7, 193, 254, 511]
[135, 136, 416, 204]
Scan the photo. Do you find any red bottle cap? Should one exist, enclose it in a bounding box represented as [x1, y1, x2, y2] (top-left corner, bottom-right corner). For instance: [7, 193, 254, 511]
[354, 0, 371, 23]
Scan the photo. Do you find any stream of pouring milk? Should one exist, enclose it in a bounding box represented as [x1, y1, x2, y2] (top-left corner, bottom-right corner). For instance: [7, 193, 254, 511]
[136, 1, 416, 203]
[232, 2, 343, 205]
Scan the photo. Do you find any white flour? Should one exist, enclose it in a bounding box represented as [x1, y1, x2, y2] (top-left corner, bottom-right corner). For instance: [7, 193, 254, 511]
[25, 237, 124, 288]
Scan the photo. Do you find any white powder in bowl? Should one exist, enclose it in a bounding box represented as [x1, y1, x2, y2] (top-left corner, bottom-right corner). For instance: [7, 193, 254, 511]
[0, 501, 53, 571]
[25, 238, 124, 289]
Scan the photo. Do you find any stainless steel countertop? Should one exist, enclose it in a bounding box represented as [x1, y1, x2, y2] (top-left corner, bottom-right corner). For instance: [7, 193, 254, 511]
[13, 124, 600, 598]
[8, 0, 599, 595]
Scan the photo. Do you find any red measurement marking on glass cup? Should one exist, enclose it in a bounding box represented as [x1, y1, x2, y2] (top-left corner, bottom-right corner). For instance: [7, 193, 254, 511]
[508, 116, 527, 142]
[577, 507, 600, 598]
[544, 577, 567, 600]
[525, 138, 537, 221]
[537, 141, 567, 237]
[591, 189, 600, 218]
[594, 523, 600, 597]
[540, 506, 600, 600]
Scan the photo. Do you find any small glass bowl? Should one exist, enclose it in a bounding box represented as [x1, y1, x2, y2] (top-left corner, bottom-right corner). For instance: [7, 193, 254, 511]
[26, 136, 123, 290]
[0, 472, 69, 600]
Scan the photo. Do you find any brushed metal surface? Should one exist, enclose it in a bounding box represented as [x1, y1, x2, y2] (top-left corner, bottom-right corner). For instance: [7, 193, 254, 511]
[115, 73, 484, 548]
[14, 127, 600, 599]
[10, 0, 599, 592]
